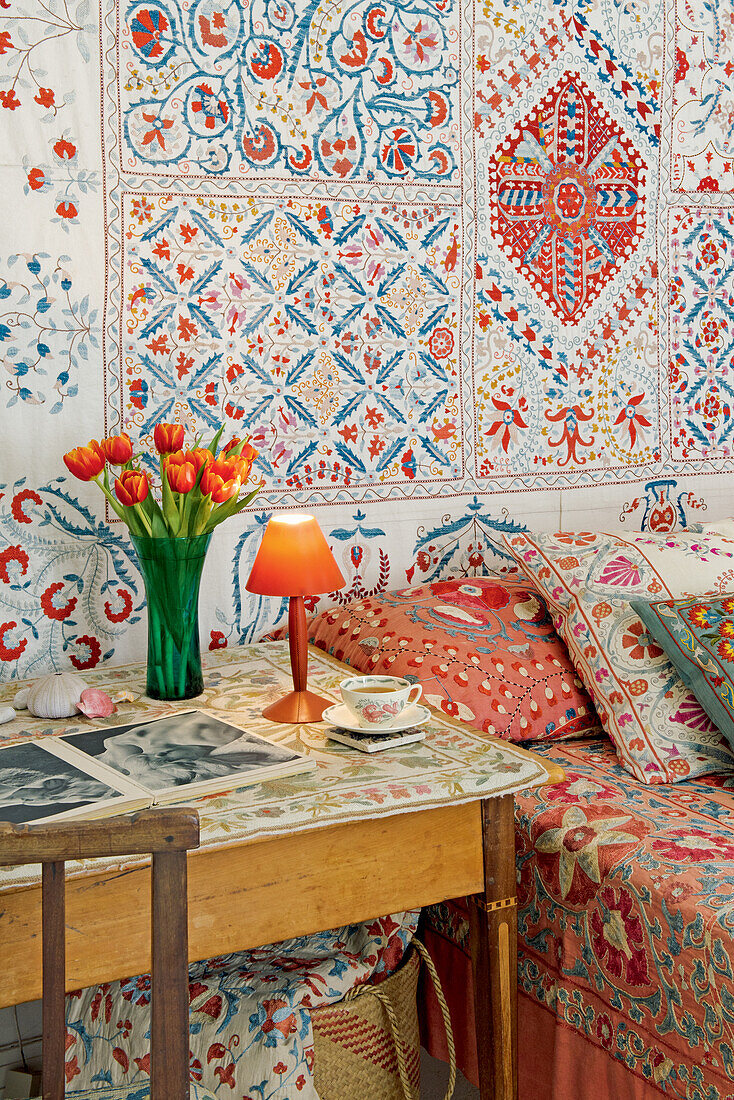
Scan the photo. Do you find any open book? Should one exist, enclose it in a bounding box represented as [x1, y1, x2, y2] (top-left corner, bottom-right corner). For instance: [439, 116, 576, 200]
[0, 710, 314, 826]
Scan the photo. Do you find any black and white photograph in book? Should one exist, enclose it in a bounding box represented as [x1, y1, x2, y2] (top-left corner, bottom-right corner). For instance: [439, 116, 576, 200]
[0, 741, 126, 825]
[60, 710, 304, 791]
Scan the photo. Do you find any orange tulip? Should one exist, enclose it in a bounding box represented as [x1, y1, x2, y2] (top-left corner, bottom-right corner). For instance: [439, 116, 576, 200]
[154, 422, 184, 454]
[115, 469, 149, 506]
[166, 450, 197, 493]
[222, 436, 242, 455]
[227, 443, 257, 482]
[200, 458, 241, 503]
[102, 431, 133, 465]
[189, 447, 213, 473]
[63, 440, 105, 481]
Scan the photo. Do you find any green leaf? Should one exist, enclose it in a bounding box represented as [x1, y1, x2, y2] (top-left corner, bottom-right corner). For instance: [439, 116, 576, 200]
[206, 424, 225, 457]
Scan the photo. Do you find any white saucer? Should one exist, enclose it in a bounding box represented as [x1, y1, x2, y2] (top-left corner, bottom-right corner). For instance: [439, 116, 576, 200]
[322, 702, 431, 735]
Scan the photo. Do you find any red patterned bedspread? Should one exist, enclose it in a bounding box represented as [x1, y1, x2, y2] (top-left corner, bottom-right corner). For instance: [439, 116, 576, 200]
[422, 737, 734, 1100]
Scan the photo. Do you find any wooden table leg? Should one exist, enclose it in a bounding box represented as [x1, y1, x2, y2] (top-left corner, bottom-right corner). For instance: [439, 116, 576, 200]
[468, 794, 518, 1100]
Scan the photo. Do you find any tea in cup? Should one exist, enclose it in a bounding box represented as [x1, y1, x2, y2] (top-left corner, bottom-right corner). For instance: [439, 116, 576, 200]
[340, 675, 422, 729]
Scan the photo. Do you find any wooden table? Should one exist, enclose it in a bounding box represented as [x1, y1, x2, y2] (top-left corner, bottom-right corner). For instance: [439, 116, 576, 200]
[0, 643, 562, 1100]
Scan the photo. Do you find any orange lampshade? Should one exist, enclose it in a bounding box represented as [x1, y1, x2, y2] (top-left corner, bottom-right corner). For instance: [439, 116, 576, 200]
[246, 514, 345, 597]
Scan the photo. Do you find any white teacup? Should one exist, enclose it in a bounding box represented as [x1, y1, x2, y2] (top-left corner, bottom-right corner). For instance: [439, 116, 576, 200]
[340, 675, 423, 729]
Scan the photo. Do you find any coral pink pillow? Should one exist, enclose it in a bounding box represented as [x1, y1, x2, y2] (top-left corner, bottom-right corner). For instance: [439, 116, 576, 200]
[308, 578, 600, 743]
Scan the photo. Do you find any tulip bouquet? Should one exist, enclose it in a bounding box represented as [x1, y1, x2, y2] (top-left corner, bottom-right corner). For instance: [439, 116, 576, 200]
[63, 422, 260, 538]
[62, 422, 261, 700]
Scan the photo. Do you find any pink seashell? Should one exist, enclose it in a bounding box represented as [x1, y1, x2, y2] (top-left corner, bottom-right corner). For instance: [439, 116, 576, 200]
[76, 688, 116, 719]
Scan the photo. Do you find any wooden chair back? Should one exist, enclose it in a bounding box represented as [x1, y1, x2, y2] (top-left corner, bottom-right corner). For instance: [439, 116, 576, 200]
[0, 809, 200, 1100]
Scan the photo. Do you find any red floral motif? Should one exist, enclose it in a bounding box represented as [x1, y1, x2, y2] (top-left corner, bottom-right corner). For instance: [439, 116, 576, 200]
[11, 488, 42, 523]
[614, 393, 652, 447]
[104, 588, 134, 623]
[27, 167, 46, 190]
[428, 325, 454, 359]
[533, 804, 646, 905]
[90, 986, 114, 1024]
[53, 137, 76, 160]
[0, 621, 27, 661]
[34, 87, 55, 107]
[540, 772, 621, 805]
[486, 393, 528, 452]
[553, 532, 599, 547]
[40, 581, 77, 620]
[121, 975, 151, 1006]
[595, 1012, 614, 1050]
[0, 544, 28, 583]
[214, 1063, 236, 1088]
[64, 1056, 81, 1084]
[675, 46, 689, 83]
[589, 885, 650, 987]
[621, 620, 663, 661]
[259, 998, 297, 1039]
[142, 110, 174, 149]
[0, 89, 20, 110]
[56, 201, 78, 220]
[249, 41, 284, 81]
[70, 634, 102, 670]
[209, 629, 228, 650]
[190, 82, 229, 129]
[131, 6, 170, 59]
[652, 828, 734, 864]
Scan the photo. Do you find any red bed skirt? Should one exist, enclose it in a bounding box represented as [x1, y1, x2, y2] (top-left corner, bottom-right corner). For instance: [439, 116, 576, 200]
[420, 923, 664, 1100]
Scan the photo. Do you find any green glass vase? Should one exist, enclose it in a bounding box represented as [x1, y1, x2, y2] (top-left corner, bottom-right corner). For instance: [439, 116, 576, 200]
[130, 533, 212, 701]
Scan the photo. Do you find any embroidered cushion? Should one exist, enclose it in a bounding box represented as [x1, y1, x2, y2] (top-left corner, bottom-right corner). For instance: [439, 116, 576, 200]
[634, 594, 734, 752]
[502, 530, 734, 783]
[308, 577, 600, 743]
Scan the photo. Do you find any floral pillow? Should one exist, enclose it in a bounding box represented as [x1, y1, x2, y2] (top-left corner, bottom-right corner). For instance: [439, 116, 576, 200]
[634, 595, 734, 753]
[502, 530, 734, 783]
[307, 577, 601, 743]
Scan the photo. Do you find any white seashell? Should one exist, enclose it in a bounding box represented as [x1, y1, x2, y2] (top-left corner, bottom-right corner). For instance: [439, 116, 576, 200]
[13, 687, 30, 710]
[0, 706, 15, 724]
[27, 672, 89, 719]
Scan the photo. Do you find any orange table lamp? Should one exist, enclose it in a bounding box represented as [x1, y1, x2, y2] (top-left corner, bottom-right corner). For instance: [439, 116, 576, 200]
[246, 514, 346, 722]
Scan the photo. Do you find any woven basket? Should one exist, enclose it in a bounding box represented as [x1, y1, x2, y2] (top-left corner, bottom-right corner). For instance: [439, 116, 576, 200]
[312, 938, 456, 1100]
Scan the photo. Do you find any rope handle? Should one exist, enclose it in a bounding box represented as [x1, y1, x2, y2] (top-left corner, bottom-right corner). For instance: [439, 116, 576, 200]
[365, 939, 457, 1100]
[412, 939, 457, 1100]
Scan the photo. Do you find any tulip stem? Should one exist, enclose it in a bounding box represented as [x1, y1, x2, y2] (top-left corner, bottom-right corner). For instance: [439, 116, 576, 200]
[133, 504, 153, 537]
[94, 476, 127, 522]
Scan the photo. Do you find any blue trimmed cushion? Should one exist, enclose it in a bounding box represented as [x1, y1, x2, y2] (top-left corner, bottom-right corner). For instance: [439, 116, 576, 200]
[633, 594, 734, 750]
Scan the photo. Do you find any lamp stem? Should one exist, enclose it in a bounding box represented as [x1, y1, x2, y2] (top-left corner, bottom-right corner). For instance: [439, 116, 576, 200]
[288, 595, 308, 694]
[262, 593, 330, 722]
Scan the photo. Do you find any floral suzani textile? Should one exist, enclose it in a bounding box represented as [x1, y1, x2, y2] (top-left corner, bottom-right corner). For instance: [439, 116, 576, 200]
[120, 3, 458, 181]
[2, 0, 734, 679]
[421, 737, 734, 1099]
[66, 912, 419, 1100]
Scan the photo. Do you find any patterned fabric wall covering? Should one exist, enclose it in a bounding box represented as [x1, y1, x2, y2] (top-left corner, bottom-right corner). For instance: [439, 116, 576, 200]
[0, 0, 732, 678]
